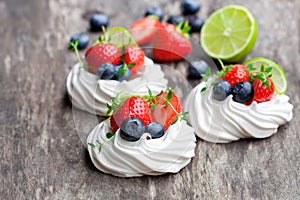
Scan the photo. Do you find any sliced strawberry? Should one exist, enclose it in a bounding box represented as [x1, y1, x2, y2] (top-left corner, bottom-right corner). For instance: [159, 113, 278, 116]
[152, 90, 182, 130]
[252, 78, 274, 103]
[110, 96, 152, 133]
[153, 23, 192, 62]
[124, 45, 145, 75]
[130, 16, 161, 45]
[85, 43, 121, 74]
[222, 64, 250, 87]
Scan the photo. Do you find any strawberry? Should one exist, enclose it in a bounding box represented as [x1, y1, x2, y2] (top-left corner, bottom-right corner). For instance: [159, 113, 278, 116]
[124, 45, 145, 75]
[252, 78, 274, 103]
[222, 64, 250, 87]
[109, 96, 152, 133]
[152, 90, 182, 130]
[153, 22, 192, 62]
[130, 16, 161, 45]
[85, 43, 121, 74]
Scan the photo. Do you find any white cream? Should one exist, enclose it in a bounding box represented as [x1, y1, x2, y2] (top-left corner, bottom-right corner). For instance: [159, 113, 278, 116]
[66, 57, 168, 116]
[87, 120, 196, 177]
[184, 81, 293, 143]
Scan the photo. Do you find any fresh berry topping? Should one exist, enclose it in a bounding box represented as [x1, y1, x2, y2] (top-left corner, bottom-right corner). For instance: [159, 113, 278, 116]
[70, 33, 89, 50]
[181, 0, 201, 15]
[145, 122, 165, 139]
[252, 78, 274, 103]
[153, 22, 192, 62]
[145, 7, 164, 21]
[97, 63, 116, 80]
[152, 89, 183, 130]
[90, 13, 109, 32]
[232, 81, 254, 103]
[222, 64, 250, 87]
[112, 64, 131, 82]
[120, 118, 145, 142]
[188, 60, 209, 79]
[124, 45, 145, 75]
[212, 80, 232, 101]
[109, 96, 152, 133]
[130, 16, 161, 45]
[85, 43, 121, 74]
[188, 15, 205, 33]
[166, 15, 185, 25]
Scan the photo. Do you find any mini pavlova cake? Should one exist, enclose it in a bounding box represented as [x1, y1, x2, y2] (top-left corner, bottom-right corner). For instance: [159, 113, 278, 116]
[66, 27, 167, 116]
[184, 58, 293, 143]
[87, 88, 196, 177]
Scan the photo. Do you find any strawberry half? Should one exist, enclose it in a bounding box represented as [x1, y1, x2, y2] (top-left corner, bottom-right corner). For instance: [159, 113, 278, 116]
[85, 43, 121, 74]
[124, 45, 145, 75]
[153, 22, 192, 62]
[152, 90, 182, 130]
[222, 64, 250, 87]
[130, 16, 161, 45]
[252, 78, 274, 103]
[109, 96, 152, 133]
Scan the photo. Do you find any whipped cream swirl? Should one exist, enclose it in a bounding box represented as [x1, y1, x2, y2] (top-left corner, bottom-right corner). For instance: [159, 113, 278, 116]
[184, 82, 293, 143]
[66, 57, 167, 116]
[87, 120, 196, 177]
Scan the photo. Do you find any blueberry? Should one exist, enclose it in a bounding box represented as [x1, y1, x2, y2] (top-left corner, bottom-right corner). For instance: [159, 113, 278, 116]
[145, 7, 164, 21]
[69, 33, 89, 50]
[112, 64, 131, 82]
[120, 118, 145, 142]
[97, 63, 116, 80]
[212, 80, 232, 101]
[232, 81, 254, 103]
[188, 60, 209, 79]
[166, 15, 186, 25]
[90, 13, 109, 32]
[188, 15, 204, 33]
[181, 0, 201, 15]
[145, 122, 165, 139]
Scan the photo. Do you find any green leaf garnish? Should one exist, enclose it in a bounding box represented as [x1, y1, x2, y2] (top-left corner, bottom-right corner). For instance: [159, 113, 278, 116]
[246, 64, 256, 71]
[88, 143, 96, 148]
[106, 132, 115, 139]
[201, 87, 207, 92]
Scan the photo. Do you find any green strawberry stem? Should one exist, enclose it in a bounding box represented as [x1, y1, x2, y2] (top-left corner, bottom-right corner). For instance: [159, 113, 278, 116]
[176, 21, 191, 38]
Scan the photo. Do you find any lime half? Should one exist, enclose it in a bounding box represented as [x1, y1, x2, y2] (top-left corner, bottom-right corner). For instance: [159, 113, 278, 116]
[201, 5, 258, 62]
[243, 57, 287, 94]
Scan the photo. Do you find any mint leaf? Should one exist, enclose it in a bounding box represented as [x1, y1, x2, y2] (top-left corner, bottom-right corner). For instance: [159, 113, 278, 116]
[88, 143, 96, 148]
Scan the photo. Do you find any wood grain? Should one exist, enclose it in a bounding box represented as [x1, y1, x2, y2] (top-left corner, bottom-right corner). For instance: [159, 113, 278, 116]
[0, 0, 299, 199]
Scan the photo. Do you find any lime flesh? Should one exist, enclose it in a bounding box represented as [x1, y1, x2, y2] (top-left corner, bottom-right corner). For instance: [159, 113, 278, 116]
[201, 5, 258, 62]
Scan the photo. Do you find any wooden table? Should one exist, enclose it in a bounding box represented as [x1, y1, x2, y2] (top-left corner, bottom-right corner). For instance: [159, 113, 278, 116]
[1, 0, 299, 199]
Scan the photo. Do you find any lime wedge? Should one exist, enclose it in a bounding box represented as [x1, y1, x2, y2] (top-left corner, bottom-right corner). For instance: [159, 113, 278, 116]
[200, 5, 258, 62]
[106, 27, 137, 48]
[243, 57, 287, 94]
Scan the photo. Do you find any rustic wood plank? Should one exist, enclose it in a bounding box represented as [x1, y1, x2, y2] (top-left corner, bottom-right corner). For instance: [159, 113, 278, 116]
[0, 0, 299, 199]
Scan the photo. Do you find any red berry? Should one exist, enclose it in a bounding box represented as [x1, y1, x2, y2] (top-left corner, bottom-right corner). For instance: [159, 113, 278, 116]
[124, 45, 145, 75]
[152, 90, 182, 130]
[222, 65, 250, 87]
[252, 78, 274, 103]
[153, 23, 192, 62]
[130, 17, 161, 45]
[85, 44, 121, 74]
[110, 96, 152, 132]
